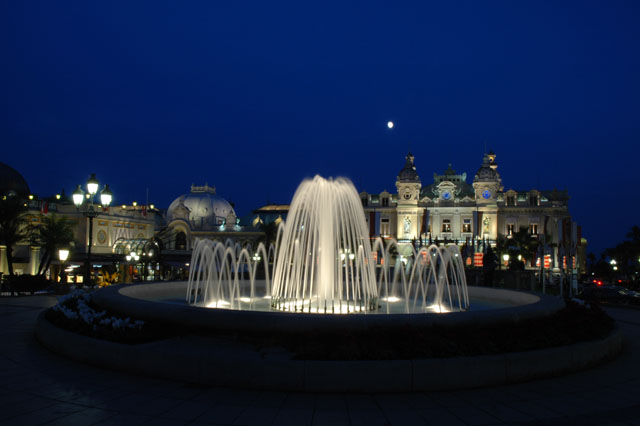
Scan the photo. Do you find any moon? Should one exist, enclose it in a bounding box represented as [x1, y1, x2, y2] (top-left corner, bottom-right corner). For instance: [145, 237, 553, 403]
[387, 121, 394, 129]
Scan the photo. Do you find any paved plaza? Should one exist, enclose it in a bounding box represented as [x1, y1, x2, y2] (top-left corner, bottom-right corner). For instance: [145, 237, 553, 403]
[1, 295, 640, 425]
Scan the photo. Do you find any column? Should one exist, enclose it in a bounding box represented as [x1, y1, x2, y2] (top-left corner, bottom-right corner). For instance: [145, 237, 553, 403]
[0, 245, 7, 276]
[29, 246, 41, 275]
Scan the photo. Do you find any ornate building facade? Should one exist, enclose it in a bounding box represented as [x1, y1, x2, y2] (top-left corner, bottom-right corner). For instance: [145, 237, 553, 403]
[163, 184, 262, 252]
[360, 152, 578, 270]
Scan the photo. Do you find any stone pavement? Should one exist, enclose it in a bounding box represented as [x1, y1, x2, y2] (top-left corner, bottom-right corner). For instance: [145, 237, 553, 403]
[1, 295, 640, 426]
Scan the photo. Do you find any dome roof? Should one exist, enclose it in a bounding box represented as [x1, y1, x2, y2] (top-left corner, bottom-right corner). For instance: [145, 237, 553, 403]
[0, 162, 30, 197]
[474, 154, 499, 182]
[167, 184, 236, 228]
[397, 152, 420, 182]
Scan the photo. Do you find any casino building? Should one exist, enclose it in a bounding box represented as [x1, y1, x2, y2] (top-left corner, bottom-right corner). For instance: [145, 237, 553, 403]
[359, 152, 579, 270]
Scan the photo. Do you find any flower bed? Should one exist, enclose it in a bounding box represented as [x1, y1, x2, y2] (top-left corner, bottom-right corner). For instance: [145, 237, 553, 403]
[46, 291, 174, 344]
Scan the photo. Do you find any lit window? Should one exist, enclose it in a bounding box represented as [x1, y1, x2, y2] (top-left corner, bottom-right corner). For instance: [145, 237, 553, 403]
[462, 219, 471, 233]
[442, 219, 451, 233]
[507, 224, 515, 236]
[380, 218, 390, 236]
[530, 223, 538, 235]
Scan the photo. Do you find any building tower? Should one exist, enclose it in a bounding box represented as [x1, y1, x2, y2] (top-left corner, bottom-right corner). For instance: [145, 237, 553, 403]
[472, 152, 503, 239]
[395, 152, 422, 240]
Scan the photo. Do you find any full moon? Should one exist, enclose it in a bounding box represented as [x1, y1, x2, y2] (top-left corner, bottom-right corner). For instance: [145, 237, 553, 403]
[387, 121, 394, 129]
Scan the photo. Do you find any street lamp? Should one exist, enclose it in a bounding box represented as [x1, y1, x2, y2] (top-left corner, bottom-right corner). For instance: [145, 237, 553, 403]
[73, 173, 112, 286]
[502, 253, 510, 269]
[58, 248, 69, 284]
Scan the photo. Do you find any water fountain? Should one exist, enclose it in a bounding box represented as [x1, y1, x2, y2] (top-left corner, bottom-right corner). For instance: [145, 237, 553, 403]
[186, 175, 469, 314]
[72, 176, 580, 392]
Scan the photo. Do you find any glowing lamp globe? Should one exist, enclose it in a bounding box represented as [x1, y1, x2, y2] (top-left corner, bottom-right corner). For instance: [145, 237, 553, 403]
[86, 173, 99, 195]
[100, 185, 113, 207]
[387, 121, 394, 129]
[58, 249, 69, 262]
[72, 185, 85, 207]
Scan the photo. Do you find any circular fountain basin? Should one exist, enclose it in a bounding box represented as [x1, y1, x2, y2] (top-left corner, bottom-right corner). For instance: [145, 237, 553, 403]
[92, 281, 565, 334]
[43, 282, 622, 392]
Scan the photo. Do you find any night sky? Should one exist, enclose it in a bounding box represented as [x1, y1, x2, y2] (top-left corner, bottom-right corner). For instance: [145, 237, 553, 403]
[2, 1, 639, 255]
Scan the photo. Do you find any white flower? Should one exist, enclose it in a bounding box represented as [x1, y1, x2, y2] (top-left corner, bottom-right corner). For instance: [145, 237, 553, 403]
[52, 291, 144, 330]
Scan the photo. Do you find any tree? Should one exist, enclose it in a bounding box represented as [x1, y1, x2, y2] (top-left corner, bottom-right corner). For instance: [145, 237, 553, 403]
[510, 227, 539, 266]
[494, 235, 509, 266]
[29, 213, 75, 276]
[626, 225, 640, 245]
[0, 196, 29, 276]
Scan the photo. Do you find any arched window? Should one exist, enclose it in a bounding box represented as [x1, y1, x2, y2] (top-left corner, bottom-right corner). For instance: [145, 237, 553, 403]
[176, 231, 187, 250]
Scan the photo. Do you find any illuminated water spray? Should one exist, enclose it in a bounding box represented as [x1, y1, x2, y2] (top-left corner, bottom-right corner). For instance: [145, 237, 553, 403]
[187, 176, 469, 314]
[270, 176, 377, 313]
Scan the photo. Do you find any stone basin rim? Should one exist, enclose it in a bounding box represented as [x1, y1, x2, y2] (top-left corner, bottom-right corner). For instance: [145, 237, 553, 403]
[91, 281, 566, 333]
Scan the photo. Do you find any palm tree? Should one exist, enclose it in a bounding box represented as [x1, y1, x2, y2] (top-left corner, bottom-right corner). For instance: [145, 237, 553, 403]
[510, 227, 540, 267]
[0, 196, 28, 277]
[626, 225, 640, 244]
[494, 235, 509, 267]
[29, 213, 75, 276]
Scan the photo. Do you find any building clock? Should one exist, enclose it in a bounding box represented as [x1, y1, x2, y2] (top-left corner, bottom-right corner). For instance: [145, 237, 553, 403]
[482, 189, 491, 200]
[403, 192, 412, 200]
[442, 190, 452, 200]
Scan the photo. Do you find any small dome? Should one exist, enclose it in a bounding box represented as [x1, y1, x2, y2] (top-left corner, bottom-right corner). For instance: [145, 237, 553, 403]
[444, 163, 456, 176]
[0, 162, 30, 197]
[397, 152, 420, 182]
[167, 184, 235, 228]
[474, 154, 499, 182]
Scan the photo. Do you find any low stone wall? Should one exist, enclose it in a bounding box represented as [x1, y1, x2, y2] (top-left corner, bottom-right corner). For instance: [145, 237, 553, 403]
[91, 282, 565, 334]
[35, 312, 623, 392]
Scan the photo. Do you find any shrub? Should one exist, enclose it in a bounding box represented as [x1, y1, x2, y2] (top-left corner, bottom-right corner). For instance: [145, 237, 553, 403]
[8, 274, 52, 294]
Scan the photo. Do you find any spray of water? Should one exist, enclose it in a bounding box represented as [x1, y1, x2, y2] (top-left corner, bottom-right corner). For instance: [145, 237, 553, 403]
[186, 176, 469, 314]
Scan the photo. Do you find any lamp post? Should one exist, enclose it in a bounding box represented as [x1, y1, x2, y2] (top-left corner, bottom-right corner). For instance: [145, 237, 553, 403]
[73, 173, 112, 286]
[58, 248, 69, 284]
[125, 251, 139, 282]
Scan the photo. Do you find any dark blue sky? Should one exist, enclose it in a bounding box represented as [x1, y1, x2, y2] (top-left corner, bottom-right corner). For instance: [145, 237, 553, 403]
[2, 1, 639, 254]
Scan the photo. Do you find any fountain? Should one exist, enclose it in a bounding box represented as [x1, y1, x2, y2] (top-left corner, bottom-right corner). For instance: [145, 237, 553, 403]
[186, 175, 469, 314]
[70, 176, 581, 392]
